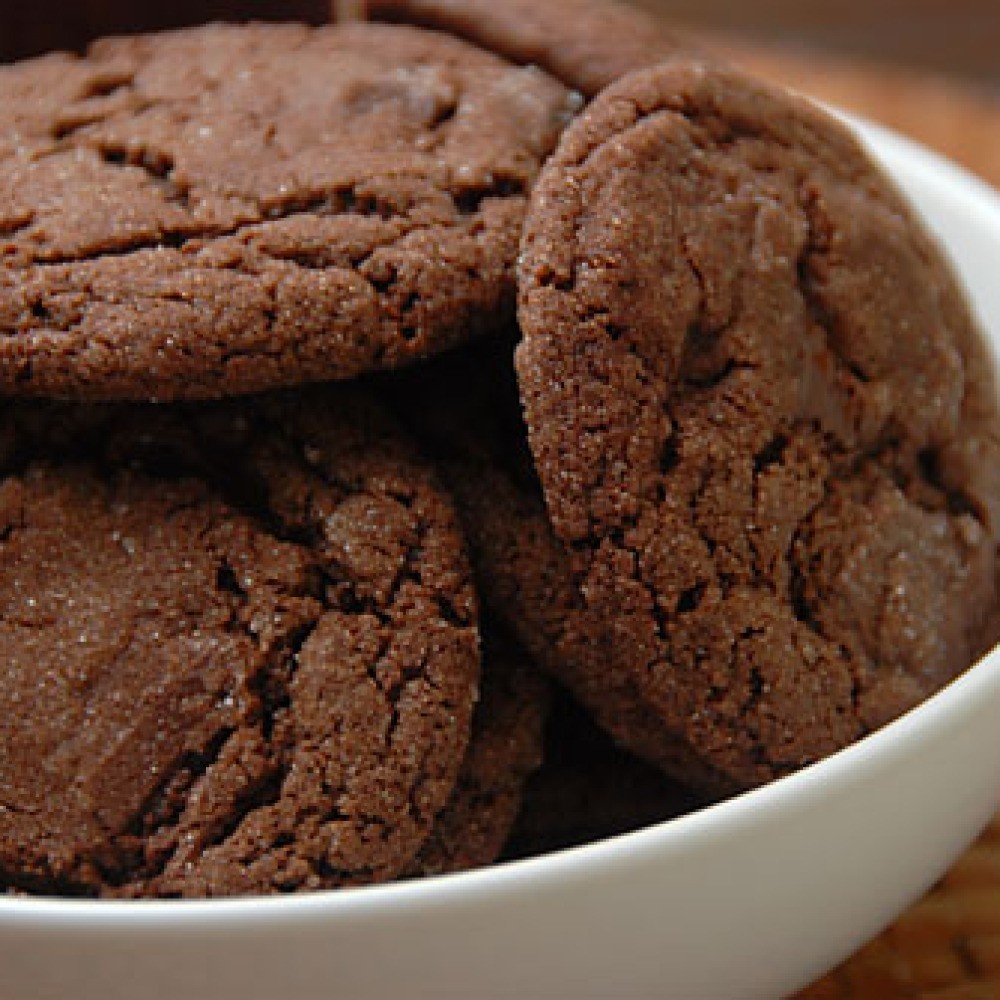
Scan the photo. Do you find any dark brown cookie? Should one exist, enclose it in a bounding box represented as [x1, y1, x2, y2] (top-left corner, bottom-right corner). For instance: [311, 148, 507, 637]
[0, 389, 480, 898]
[409, 625, 549, 877]
[0, 22, 575, 400]
[505, 692, 700, 860]
[516, 62, 1000, 788]
[352, 0, 703, 98]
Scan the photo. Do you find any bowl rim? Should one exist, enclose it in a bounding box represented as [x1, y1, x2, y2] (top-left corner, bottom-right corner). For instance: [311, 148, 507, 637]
[4, 113, 1000, 929]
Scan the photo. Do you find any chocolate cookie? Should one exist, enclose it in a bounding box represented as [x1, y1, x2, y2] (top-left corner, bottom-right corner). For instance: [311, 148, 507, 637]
[352, 0, 702, 98]
[0, 22, 575, 400]
[409, 626, 549, 877]
[516, 63, 1000, 788]
[0, 390, 480, 897]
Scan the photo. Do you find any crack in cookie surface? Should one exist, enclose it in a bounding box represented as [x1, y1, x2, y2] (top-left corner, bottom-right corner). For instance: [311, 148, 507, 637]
[0, 389, 479, 897]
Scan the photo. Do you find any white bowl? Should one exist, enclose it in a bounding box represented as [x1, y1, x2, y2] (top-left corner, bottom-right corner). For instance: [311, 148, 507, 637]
[3, 118, 1000, 1000]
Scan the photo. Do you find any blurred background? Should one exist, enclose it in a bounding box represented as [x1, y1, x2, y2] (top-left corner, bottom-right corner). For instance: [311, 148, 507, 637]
[0, 0, 997, 94]
[638, 0, 1000, 91]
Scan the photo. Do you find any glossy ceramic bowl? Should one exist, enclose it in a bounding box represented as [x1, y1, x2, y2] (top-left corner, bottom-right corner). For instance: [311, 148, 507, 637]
[3, 117, 1000, 1000]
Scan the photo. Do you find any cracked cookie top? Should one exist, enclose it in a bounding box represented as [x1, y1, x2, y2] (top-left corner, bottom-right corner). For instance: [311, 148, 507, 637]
[444, 455, 732, 793]
[0, 21, 575, 400]
[516, 62, 1000, 787]
[0, 389, 479, 897]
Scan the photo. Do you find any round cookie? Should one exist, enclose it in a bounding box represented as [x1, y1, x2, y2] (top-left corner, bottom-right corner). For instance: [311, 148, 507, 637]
[409, 625, 549, 878]
[352, 0, 703, 98]
[0, 22, 575, 400]
[516, 62, 1000, 788]
[0, 389, 480, 898]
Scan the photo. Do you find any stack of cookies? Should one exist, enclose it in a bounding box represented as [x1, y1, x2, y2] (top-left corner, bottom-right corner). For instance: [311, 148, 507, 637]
[1, 0, 997, 898]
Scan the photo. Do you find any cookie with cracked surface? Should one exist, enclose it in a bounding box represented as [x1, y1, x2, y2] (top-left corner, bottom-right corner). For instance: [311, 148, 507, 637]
[408, 625, 549, 877]
[351, 0, 704, 98]
[516, 62, 1000, 788]
[0, 22, 575, 400]
[0, 389, 480, 898]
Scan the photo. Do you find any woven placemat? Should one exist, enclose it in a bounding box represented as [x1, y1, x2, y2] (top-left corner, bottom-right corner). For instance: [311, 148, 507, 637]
[707, 38, 1000, 999]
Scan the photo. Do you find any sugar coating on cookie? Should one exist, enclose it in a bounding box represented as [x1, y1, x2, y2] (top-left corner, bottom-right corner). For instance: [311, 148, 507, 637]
[0, 391, 479, 897]
[517, 62, 1000, 786]
[0, 22, 575, 400]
